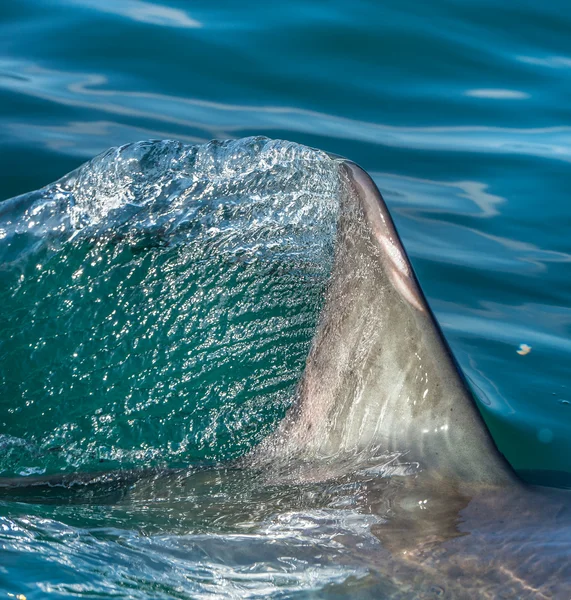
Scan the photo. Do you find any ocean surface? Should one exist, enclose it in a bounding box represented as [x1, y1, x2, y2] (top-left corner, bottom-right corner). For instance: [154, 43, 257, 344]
[1, 0, 571, 598]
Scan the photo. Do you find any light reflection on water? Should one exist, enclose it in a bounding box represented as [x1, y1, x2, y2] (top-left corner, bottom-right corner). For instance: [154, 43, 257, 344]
[3, 60, 571, 163]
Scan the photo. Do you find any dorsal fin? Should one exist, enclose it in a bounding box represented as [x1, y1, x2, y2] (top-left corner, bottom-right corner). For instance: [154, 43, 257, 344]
[254, 160, 517, 487]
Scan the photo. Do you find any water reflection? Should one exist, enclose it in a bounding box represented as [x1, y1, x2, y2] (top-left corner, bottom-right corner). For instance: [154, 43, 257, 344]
[7, 119, 207, 156]
[374, 171, 505, 217]
[3, 60, 571, 162]
[464, 89, 530, 100]
[517, 55, 571, 68]
[69, 0, 202, 28]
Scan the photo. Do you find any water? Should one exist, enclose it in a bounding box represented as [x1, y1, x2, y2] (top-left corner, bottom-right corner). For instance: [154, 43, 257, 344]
[1, 0, 571, 597]
[0, 138, 339, 475]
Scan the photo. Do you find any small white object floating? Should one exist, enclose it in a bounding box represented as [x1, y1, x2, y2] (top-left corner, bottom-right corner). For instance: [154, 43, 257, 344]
[517, 344, 532, 356]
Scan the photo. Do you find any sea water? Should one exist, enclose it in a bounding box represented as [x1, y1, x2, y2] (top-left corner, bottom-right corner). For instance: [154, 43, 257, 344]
[1, 1, 571, 597]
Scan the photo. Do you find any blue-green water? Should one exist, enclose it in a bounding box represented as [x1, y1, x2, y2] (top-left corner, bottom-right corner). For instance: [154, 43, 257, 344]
[1, 1, 571, 597]
[0, 138, 340, 475]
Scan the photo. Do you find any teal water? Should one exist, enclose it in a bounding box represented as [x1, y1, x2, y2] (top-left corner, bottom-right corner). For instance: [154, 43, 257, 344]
[0, 138, 340, 475]
[1, 1, 571, 598]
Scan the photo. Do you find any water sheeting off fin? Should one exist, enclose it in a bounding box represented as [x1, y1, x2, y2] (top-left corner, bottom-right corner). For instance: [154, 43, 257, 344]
[0, 137, 341, 475]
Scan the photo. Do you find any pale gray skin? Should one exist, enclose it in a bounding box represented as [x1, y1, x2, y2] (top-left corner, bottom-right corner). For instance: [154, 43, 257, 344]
[250, 160, 516, 490]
